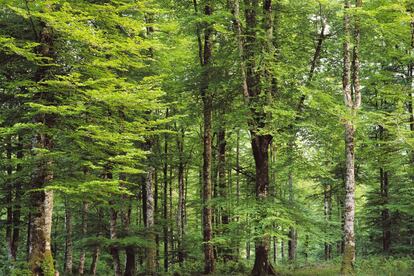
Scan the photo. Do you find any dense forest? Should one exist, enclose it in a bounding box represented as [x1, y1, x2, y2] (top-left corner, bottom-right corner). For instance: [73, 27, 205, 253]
[1, 0, 414, 275]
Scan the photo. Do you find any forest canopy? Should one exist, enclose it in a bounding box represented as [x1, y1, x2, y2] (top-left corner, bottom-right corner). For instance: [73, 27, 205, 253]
[0, 0, 414, 275]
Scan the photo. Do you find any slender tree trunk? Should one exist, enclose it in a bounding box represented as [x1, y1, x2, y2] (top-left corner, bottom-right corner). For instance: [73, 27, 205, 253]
[106, 168, 122, 276]
[64, 200, 73, 274]
[218, 125, 230, 261]
[90, 247, 100, 276]
[177, 128, 186, 264]
[324, 184, 332, 260]
[169, 162, 174, 264]
[380, 168, 391, 253]
[287, 171, 296, 262]
[11, 138, 23, 261]
[6, 139, 13, 260]
[163, 117, 169, 272]
[109, 206, 122, 276]
[78, 202, 89, 275]
[120, 174, 136, 276]
[195, 0, 215, 273]
[146, 168, 156, 275]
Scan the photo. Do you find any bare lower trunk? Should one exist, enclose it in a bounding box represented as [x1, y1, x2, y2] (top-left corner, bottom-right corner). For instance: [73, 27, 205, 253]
[341, 0, 361, 273]
[90, 247, 100, 276]
[251, 136, 277, 276]
[11, 139, 23, 261]
[124, 246, 136, 276]
[29, 188, 54, 275]
[177, 128, 186, 264]
[324, 184, 332, 260]
[29, 22, 56, 276]
[6, 140, 13, 260]
[109, 206, 122, 276]
[163, 122, 169, 272]
[146, 168, 156, 275]
[287, 171, 296, 262]
[64, 202, 73, 274]
[341, 122, 356, 274]
[380, 169, 391, 253]
[78, 202, 89, 275]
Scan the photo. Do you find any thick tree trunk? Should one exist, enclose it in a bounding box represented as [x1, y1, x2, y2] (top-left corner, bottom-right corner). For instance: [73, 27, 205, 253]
[78, 202, 89, 275]
[64, 201, 73, 274]
[29, 181, 54, 275]
[341, 121, 356, 275]
[251, 135, 277, 276]
[341, 1, 361, 274]
[29, 22, 56, 276]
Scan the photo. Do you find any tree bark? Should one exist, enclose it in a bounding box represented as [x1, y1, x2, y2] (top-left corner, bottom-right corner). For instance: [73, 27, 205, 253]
[241, 1, 277, 275]
[380, 168, 391, 253]
[195, 0, 216, 273]
[11, 138, 23, 261]
[64, 200, 73, 274]
[6, 139, 13, 260]
[146, 168, 156, 275]
[89, 246, 100, 276]
[341, 0, 362, 274]
[27, 19, 57, 275]
[177, 128, 186, 264]
[78, 202, 89, 275]
[163, 115, 169, 272]
[109, 207, 122, 276]
[324, 184, 332, 260]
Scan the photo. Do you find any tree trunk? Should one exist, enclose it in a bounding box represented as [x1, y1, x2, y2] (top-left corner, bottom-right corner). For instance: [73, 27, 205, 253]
[218, 125, 231, 261]
[195, 0, 215, 273]
[78, 202, 89, 275]
[6, 140, 13, 260]
[109, 206, 122, 276]
[251, 135, 277, 276]
[163, 118, 169, 272]
[287, 171, 296, 262]
[177, 128, 186, 264]
[146, 168, 156, 275]
[10, 138, 23, 261]
[341, 0, 362, 274]
[28, 22, 56, 276]
[89, 246, 100, 276]
[380, 168, 391, 253]
[64, 201, 73, 274]
[324, 184, 332, 260]
[106, 168, 122, 276]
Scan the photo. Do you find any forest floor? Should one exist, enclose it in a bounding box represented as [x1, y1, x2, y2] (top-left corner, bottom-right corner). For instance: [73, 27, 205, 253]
[278, 257, 414, 276]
